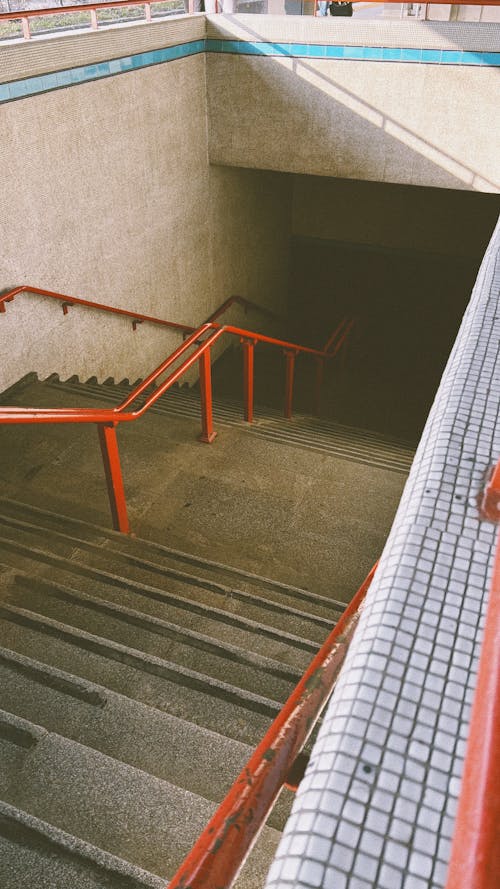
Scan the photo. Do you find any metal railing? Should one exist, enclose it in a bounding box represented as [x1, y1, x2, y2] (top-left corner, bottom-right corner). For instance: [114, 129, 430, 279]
[0, 285, 351, 533]
[445, 458, 500, 889]
[0, 1, 186, 41]
[168, 561, 377, 889]
[2, 0, 499, 43]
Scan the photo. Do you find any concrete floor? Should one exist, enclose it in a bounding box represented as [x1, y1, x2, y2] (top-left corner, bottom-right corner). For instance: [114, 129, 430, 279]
[0, 379, 407, 602]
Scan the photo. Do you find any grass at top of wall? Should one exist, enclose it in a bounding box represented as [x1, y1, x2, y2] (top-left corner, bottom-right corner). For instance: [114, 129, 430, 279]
[0, 2, 183, 42]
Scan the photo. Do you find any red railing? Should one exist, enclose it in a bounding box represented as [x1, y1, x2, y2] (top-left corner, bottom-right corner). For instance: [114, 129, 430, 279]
[0, 285, 276, 334]
[2, 0, 499, 42]
[168, 561, 377, 889]
[0, 285, 350, 533]
[0, 1, 186, 41]
[445, 459, 500, 889]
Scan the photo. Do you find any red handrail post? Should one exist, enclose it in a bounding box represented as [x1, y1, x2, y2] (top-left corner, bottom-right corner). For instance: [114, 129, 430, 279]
[313, 357, 324, 417]
[242, 339, 255, 423]
[284, 350, 296, 420]
[198, 347, 217, 444]
[97, 423, 130, 534]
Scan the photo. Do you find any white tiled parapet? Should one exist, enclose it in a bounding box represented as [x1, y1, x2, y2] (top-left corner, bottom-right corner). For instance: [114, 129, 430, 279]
[265, 215, 500, 889]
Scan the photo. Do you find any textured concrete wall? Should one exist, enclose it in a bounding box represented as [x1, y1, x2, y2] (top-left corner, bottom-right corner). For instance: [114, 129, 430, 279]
[206, 17, 500, 193]
[2, 15, 499, 394]
[0, 19, 291, 394]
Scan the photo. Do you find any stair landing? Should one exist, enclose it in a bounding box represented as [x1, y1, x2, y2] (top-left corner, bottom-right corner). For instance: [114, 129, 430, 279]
[0, 375, 410, 601]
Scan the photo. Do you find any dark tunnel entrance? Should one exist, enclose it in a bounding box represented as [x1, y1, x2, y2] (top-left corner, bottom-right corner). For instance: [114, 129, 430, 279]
[213, 176, 499, 444]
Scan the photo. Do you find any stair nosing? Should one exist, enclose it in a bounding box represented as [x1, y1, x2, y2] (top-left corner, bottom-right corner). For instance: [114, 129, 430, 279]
[0, 800, 165, 889]
[0, 513, 341, 625]
[13, 572, 303, 684]
[0, 496, 343, 612]
[0, 602, 282, 718]
[0, 644, 106, 708]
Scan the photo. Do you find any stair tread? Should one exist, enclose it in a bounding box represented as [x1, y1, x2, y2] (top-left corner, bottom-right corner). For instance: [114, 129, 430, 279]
[0, 643, 293, 830]
[0, 800, 164, 889]
[8, 578, 299, 703]
[0, 494, 338, 610]
[0, 535, 324, 651]
[0, 601, 283, 716]
[0, 610, 278, 746]
[0, 710, 282, 881]
[0, 510, 342, 623]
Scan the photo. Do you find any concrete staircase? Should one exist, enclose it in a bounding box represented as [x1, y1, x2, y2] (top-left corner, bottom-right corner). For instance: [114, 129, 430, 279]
[0, 493, 345, 888]
[0, 371, 412, 887]
[44, 373, 415, 474]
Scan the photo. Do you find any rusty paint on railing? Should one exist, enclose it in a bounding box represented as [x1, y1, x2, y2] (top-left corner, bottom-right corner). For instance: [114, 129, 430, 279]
[479, 459, 500, 522]
[167, 561, 377, 889]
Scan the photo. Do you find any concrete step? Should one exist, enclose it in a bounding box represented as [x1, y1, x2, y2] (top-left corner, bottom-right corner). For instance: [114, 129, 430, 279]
[0, 495, 344, 619]
[0, 600, 279, 747]
[7, 572, 300, 703]
[0, 644, 293, 830]
[0, 509, 340, 636]
[0, 709, 281, 886]
[43, 373, 415, 473]
[0, 801, 165, 889]
[0, 531, 325, 660]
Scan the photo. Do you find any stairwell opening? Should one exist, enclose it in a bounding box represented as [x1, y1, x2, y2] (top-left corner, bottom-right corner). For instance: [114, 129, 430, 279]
[211, 174, 500, 444]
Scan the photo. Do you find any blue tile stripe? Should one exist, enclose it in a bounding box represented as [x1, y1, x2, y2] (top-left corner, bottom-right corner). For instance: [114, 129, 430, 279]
[0, 39, 205, 102]
[1, 37, 499, 103]
[206, 40, 500, 66]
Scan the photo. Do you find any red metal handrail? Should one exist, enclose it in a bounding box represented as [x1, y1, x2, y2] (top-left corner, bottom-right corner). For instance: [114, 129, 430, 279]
[445, 459, 500, 889]
[205, 294, 279, 326]
[1, 285, 352, 532]
[168, 561, 377, 889]
[0, 286, 275, 335]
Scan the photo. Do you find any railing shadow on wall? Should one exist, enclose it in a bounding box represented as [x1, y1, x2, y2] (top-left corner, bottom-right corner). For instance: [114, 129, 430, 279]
[206, 14, 499, 193]
[0, 285, 353, 534]
[1, 5, 498, 190]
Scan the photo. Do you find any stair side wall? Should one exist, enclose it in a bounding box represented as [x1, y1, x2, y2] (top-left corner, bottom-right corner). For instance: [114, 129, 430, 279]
[0, 17, 291, 393]
[206, 16, 500, 193]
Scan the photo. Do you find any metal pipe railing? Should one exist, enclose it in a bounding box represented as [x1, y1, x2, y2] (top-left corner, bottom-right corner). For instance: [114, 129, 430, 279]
[168, 561, 377, 889]
[0, 286, 275, 336]
[2, 0, 499, 43]
[1, 285, 353, 533]
[0, 1, 186, 41]
[445, 458, 500, 889]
